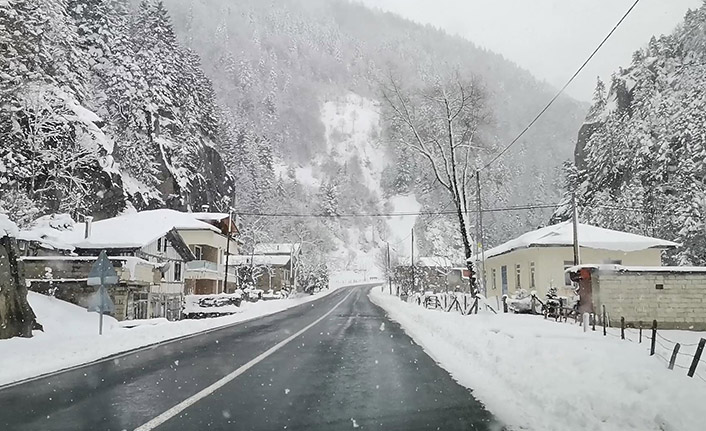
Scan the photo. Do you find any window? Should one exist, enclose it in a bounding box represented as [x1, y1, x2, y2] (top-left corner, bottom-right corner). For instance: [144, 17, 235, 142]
[603, 259, 622, 265]
[500, 266, 508, 295]
[491, 268, 497, 290]
[193, 245, 202, 260]
[563, 260, 574, 286]
[530, 262, 536, 289]
[157, 238, 162, 252]
[174, 262, 182, 282]
[515, 264, 521, 289]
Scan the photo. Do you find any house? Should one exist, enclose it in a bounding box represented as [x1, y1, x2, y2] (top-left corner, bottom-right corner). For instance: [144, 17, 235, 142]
[231, 243, 301, 291]
[21, 255, 162, 320]
[181, 212, 240, 295]
[417, 257, 459, 291]
[567, 264, 706, 330]
[19, 209, 239, 320]
[478, 221, 678, 300]
[229, 254, 293, 292]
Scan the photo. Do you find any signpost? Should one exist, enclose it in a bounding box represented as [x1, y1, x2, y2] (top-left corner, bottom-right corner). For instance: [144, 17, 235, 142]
[87, 250, 117, 335]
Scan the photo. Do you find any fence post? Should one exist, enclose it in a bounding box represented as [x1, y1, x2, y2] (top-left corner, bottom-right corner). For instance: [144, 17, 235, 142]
[531, 295, 536, 315]
[502, 296, 508, 313]
[639, 321, 642, 344]
[668, 343, 681, 370]
[620, 317, 625, 340]
[583, 312, 589, 333]
[687, 338, 706, 378]
[592, 313, 596, 331]
[602, 305, 607, 336]
[650, 320, 657, 356]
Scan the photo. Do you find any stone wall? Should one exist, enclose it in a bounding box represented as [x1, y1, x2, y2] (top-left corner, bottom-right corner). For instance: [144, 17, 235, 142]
[594, 271, 706, 330]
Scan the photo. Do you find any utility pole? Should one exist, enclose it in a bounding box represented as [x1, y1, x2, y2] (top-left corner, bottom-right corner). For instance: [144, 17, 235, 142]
[476, 170, 486, 296]
[223, 209, 233, 294]
[410, 228, 415, 292]
[572, 192, 581, 266]
[387, 242, 392, 295]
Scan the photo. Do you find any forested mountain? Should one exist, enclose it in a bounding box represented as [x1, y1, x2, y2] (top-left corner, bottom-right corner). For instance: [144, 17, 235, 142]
[554, 3, 706, 265]
[161, 0, 587, 258]
[1, 0, 588, 268]
[0, 0, 235, 226]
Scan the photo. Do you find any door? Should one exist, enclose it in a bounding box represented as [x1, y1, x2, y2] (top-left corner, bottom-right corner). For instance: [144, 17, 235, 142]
[501, 265, 508, 295]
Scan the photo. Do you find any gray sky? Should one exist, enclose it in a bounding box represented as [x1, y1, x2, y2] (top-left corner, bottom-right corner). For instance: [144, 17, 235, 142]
[353, 0, 701, 101]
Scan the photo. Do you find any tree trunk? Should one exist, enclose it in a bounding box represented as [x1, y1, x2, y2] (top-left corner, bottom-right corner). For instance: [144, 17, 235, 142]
[0, 235, 41, 339]
[454, 202, 476, 296]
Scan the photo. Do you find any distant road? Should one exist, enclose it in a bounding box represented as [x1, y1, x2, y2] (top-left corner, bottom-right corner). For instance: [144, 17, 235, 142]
[0, 285, 498, 430]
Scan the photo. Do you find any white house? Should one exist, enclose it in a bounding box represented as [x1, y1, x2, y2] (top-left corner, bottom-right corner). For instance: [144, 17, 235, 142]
[478, 221, 678, 301]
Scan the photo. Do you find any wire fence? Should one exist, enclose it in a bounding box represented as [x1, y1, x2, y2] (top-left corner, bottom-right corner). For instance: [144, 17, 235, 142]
[574, 314, 706, 383]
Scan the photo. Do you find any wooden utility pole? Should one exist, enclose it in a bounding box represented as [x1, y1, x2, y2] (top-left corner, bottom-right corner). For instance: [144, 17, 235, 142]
[411, 228, 415, 292]
[387, 242, 392, 295]
[572, 192, 581, 266]
[476, 170, 486, 295]
[223, 210, 233, 294]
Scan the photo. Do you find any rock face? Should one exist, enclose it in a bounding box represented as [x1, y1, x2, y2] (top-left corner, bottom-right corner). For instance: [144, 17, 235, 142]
[0, 234, 39, 339]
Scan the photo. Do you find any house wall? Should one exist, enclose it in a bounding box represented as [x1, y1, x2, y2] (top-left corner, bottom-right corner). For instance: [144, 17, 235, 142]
[591, 271, 706, 330]
[140, 236, 185, 295]
[483, 247, 663, 300]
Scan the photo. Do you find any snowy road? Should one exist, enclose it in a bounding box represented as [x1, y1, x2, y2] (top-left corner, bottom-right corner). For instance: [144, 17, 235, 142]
[0, 285, 498, 430]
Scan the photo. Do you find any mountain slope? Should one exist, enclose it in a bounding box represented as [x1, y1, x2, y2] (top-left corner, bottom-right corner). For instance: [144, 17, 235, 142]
[162, 0, 588, 252]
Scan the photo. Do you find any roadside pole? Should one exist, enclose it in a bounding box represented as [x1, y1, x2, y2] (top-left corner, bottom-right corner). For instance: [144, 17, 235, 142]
[411, 228, 415, 293]
[476, 170, 486, 296]
[572, 192, 581, 266]
[87, 250, 117, 335]
[387, 242, 392, 295]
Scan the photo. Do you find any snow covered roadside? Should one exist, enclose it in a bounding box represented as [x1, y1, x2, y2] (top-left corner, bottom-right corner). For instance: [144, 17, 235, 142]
[369, 288, 706, 431]
[0, 275, 366, 387]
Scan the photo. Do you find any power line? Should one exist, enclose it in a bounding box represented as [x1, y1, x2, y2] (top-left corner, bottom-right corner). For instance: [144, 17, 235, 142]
[233, 203, 559, 219]
[480, 0, 643, 171]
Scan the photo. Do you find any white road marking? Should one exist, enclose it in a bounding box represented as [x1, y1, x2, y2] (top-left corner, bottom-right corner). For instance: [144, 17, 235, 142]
[134, 289, 355, 431]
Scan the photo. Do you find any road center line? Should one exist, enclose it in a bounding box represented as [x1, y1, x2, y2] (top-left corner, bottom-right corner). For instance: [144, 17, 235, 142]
[134, 289, 356, 431]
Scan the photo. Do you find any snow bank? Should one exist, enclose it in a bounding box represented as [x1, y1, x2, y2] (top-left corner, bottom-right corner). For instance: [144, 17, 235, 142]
[370, 289, 706, 431]
[0, 282, 362, 387]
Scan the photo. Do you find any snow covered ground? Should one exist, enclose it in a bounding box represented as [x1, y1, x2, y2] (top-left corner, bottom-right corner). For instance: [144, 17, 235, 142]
[0, 275, 368, 387]
[369, 288, 706, 431]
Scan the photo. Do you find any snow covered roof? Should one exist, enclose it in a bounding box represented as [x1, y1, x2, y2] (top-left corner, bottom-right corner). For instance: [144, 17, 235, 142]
[254, 243, 301, 255]
[71, 209, 220, 249]
[0, 214, 19, 239]
[481, 221, 678, 260]
[417, 256, 455, 267]
[568, 264, 706, 274]
[191, 212, 230, 222]
[17, 214, 75, 251]
[228, 254, 291, 267]
[22, 209, 219, 251]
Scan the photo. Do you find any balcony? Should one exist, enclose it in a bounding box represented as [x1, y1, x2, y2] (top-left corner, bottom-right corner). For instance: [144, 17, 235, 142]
[185, 260, 238, 280]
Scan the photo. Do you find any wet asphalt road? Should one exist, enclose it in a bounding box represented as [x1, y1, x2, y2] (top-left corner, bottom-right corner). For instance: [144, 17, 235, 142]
[0, 285, 499, 430]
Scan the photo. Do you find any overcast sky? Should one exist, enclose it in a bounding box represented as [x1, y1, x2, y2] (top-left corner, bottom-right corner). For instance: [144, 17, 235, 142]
[353, 0, 701, 101]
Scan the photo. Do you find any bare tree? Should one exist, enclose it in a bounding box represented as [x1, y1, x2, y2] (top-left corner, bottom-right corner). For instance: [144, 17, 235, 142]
[381, 71, 491, 294]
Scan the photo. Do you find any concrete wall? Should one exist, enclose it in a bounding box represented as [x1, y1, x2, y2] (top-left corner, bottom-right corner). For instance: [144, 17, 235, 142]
[484, 246, 663, 300]
[592, 271, 706, 330]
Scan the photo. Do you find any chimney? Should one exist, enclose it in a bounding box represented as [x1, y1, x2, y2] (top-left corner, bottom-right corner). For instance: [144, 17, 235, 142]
[84, 216, 94, 239]
[201, 204, 210, 212]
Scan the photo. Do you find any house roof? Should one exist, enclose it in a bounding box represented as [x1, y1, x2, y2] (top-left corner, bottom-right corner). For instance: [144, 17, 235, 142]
[0, 214, 19, 239]
[254, 243, 301, 255]
[479, 221, 678, 260]
[228, 254, 291, 267]
[24, 209, 219, 251]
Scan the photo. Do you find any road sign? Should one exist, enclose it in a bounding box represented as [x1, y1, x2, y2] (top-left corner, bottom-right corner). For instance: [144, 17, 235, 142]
[87, 285, 115, 314]
[87, 250, 119, 286]
[86, 250, 118, 335]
